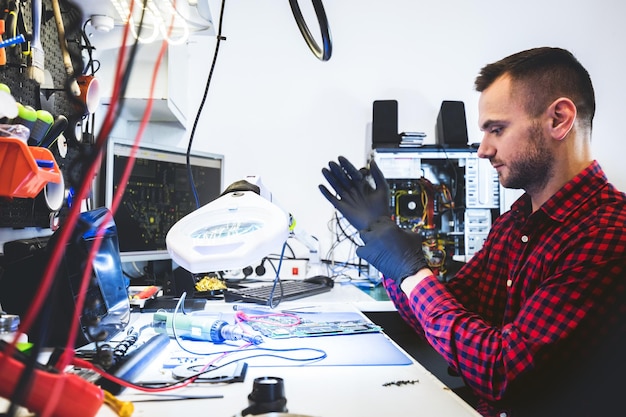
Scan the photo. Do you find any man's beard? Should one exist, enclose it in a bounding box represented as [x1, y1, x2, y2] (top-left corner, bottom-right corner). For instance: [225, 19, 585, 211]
[498, 122, 554, 194]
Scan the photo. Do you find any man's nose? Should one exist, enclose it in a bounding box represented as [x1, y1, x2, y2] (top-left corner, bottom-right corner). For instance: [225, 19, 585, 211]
[476, 135, 494, 159]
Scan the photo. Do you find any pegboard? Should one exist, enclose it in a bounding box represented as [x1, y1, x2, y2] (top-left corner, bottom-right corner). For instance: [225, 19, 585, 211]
[0, 0, 93, 228]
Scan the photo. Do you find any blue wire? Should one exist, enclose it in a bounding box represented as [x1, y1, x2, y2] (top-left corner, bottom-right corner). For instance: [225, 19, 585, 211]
[173, 343, 328, 367]
[140, 346, 328, 388]
[168, 288, 327, 367]
[267, 240, 289, 308]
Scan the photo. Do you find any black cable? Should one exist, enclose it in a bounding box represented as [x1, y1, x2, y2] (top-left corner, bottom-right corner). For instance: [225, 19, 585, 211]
[80, 18, 97, 76]
[263, 240, 297, 260]
[333, 211, 360, 246]
[266, 241, 289, 308]
[4, 3, 156, 415]
[136, 346, 327, 389]
[67, 0, 148, 187]
[186, 0, 227, 209]
[437, 144, 459, 201]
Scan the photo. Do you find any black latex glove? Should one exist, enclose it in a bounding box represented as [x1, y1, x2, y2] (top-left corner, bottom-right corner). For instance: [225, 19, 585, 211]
[357, 216, 430, 285]
[319, 156, 390, 231]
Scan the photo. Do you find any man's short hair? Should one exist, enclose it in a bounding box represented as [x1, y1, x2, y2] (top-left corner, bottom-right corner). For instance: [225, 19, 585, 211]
[474, 47, 595, 130]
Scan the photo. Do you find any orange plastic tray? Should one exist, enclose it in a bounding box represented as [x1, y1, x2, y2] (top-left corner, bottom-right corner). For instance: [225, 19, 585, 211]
[0, 137, 62, 198]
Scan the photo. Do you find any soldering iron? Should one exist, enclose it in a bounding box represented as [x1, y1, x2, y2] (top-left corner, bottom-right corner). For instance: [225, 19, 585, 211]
[152, 311, 264, 345]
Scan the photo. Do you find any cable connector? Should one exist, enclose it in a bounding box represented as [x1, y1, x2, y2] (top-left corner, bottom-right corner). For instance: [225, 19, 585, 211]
[103, 390, 134, 417]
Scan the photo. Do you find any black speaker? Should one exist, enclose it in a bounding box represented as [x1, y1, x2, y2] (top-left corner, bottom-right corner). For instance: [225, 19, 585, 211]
[372, 100, 399, 148]
[436, 100, 468, 147]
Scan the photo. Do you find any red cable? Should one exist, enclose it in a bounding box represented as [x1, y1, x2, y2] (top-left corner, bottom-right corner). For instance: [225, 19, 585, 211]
[13, 0, 135, 354]
[34, 8, 138, 417]
[58, 25, 170, 372]
[11, 2, 171, 415]
[47, 7, 175, 413]
[3, 2, 201, 415]
[71, 340, 252, 394]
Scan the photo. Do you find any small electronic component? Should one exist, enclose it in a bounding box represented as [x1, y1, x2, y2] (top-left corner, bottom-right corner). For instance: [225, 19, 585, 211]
[195, 276, 227, 292]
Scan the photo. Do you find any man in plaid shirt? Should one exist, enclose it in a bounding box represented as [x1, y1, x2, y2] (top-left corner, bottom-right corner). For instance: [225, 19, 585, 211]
[320, 47, 626, 416]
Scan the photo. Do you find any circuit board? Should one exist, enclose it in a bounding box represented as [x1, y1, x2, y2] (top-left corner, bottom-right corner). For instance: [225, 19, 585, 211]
[248, 317, 382, 339]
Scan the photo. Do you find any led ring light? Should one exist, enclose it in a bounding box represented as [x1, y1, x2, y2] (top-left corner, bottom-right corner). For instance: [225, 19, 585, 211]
[289, 0, 332, 61]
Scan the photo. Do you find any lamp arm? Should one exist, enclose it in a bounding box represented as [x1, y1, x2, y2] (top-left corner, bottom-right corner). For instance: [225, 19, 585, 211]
[288, 0, 332, 61]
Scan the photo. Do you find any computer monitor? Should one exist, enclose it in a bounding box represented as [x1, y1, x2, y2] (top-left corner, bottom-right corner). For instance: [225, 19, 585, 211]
[99, 139, 224, 264]
[0, 207, 131, 347]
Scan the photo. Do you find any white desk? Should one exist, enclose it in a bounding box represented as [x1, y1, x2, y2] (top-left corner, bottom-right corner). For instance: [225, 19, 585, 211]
[276, 280, 398, 312]
[92, 286, 480, 417]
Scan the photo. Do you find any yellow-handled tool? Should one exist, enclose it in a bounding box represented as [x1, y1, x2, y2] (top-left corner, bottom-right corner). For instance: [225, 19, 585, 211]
[51, 0, 80, 96]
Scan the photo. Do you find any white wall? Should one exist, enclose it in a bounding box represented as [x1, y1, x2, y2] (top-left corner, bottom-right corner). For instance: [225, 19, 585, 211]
[113, 0, 626, 258]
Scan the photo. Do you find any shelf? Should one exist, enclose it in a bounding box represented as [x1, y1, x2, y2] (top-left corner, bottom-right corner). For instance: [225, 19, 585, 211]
[0, 137, 62, 199]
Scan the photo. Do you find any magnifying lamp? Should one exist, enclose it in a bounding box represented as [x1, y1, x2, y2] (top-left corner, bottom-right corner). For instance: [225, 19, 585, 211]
[166, 176, 291, 273]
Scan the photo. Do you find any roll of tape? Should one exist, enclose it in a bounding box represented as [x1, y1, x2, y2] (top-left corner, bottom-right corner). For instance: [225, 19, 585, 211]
[43, 173, 65, 211]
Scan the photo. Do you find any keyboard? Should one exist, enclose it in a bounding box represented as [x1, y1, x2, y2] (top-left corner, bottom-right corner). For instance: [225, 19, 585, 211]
[224, 279, 333, 305]
[139, 296, 207, 312]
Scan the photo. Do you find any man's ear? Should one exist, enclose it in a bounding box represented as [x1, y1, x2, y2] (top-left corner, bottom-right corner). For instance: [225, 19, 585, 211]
[548, 97, 577, 141]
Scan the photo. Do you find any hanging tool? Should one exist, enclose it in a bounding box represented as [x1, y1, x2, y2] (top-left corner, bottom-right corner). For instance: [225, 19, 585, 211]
[25, 0, 44, 84]
[51, 0, 80, 96]
[29, 108, 53, 144]
[0, 32, 24, 48]
[39, 114, 68, 148]
[5, 0, 28, 66]
[2, 1, 18, 44]
[0, 19, 5, 66]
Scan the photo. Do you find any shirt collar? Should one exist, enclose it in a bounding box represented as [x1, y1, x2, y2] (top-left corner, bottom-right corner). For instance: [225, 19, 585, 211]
[508, 160, 607, 223]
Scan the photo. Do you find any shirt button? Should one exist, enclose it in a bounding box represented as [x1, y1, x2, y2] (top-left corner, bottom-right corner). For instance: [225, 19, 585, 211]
[500, 413, 508, 417]
[506, 279, 513, 287]
[521, 235, 529, 243]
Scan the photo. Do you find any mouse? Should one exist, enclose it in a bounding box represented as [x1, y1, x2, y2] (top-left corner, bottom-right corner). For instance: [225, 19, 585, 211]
[303, 275, 334, 288]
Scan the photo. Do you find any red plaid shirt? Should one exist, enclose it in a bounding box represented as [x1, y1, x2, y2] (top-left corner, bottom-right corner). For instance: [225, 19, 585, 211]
[384, 161, 626, 417]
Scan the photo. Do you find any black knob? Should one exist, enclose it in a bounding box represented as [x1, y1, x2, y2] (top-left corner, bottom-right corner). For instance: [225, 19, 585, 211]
[242, 376, 288, 415]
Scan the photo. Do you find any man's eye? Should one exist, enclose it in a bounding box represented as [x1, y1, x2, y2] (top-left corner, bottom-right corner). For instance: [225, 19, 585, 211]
[490, 127, 503, 135]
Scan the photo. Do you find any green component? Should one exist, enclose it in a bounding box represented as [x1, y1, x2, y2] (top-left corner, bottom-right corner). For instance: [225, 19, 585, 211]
[16, 104, 37, 121]
[36, 109, 54, 123]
